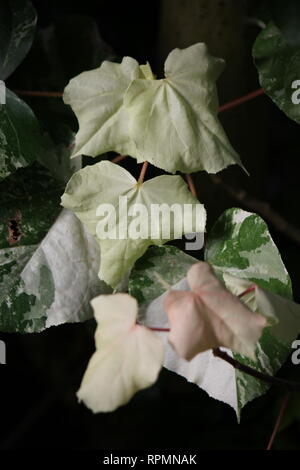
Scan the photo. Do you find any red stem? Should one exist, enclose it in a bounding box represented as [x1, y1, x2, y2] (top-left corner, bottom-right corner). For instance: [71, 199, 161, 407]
[185, 174, 198, 198]
[111, 154, 127, 164]
[147, 327, 170, 332]
[212, 349, 300, 391]
[238, 285, 256, 298]
[266, 392, 291, 450]
[218, 88, 265, 112]
[138, 161, 149, 183]
[13, 88, 265, 113]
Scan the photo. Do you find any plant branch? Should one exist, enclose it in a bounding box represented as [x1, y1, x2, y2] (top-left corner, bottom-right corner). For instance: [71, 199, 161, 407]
[13, 88, 265, 111]
[211, 175, 300, 246]
[12, 89, 63, 98]
[238, 285, 256, 298]
[218, 88, 264, 113]
[138, 161, 149, 183]
[111, 154, 127, 164]
[213, 348, 300, 392]
[142, 325, 170, 332]
[147, 327, 300, 392]
[266, 392, 291, 450]
[142, 334, 300, 392]
[185, 174, 198, 198]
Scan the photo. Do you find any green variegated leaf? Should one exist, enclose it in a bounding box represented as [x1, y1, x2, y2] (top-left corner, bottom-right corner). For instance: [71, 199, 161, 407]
[63, 57, 141, 159]
[222, 273, 300, 416]
[124, 43, 244, 174]
[129, 246, 243, 414]
[205, 207, 292, 298]
[0, 164, 61, 332]
[0, 89, 40, 181]
[129, 245, 198, 315]
[253, 21, 300, 124]
[0, 164, 110, 333]
[205, 208, 296, 415]
[129, 210, 299, 419]
[139, 269, 300, 420]
[61, 161, 206, 288]
[0, 0, 37, 80]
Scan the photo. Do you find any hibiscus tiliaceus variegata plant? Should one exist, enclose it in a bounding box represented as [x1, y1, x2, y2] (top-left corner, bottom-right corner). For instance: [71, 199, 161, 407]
[60, 43, 300, 416]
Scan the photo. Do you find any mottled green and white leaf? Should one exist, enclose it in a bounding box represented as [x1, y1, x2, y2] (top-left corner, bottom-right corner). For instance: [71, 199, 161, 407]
[130, 209, 298, 419]
[0, 164, 61, 331]
[0, 209, 110, 333]
[129, 245, 199, 316]
[223, 273, 300, 414]
[0, 161, 109, 333]
[205, 208, 292, 298]
[142, 276, 241, 413]
[204, 208, 295, 415]
[140, 270, 300, 420]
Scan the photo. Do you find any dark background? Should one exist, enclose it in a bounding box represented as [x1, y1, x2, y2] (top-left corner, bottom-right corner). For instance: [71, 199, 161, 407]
[1, 0, 300, 450]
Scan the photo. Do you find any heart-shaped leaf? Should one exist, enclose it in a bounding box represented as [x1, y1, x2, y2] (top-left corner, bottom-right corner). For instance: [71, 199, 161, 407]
[64, 43, 244, 174]
[204, 207, 298, 415]
[204, 208, 297, 415]
[165, 262, 268, 360]
[124, 43, 244, 174]
[61, 161, 206, 288]
[77, 293, 164, 412]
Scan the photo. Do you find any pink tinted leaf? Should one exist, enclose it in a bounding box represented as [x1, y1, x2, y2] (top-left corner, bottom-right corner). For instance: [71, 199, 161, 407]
[165, 262, 267, 360]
